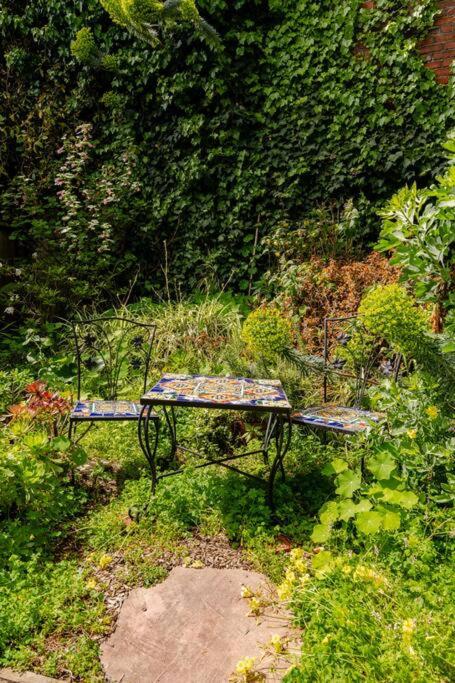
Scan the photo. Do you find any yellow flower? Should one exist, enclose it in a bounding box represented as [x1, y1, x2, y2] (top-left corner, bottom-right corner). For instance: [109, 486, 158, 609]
[270, 634, 286, 654]
[98, 554, 113, 570]
[402, 618, 416, 635]
[426, 405, 439, 420]
[406, 429, 417, 439]
[248, 597, 262, 615]
[353, 565, 386, 588]
[290, 547, 304, 561]
[235, 657, 255, 675]
[322, 634, 332, 645]
[277, 581, 293, 601]
[285, 569, 296, 583]
[190, 560, 204, 569]
[241, 585, 254, 599]
[85, 578, 97, 591]
[292, 558, 307, 574]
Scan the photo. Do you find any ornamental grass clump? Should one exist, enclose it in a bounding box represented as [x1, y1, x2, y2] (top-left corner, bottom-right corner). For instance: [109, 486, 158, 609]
[241, 308, 293, 363]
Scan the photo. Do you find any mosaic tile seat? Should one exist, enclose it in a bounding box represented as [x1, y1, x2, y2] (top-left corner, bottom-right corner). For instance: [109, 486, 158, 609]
[71, 400, 157, 421]
[292, 404, 384, 434]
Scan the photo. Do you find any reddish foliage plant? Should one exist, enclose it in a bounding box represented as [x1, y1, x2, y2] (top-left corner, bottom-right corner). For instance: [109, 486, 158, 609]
[9, 381, 71, 435]
[288, 253, 399, 352]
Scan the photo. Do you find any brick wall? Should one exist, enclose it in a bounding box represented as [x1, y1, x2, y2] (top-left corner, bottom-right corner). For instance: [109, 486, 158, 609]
[419, 1, 455, 84]
[362, 1, 455, 85]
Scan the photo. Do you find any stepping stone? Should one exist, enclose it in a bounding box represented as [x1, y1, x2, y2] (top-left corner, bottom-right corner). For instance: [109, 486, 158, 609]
[101, 567, 293, 682]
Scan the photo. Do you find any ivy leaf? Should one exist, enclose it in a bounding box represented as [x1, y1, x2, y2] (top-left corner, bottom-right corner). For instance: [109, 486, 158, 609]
[367, 451, 396, 481]
[311, 524, 331, 543]
[355, 511, 383, 535]
[322, 458, 348, 476]
[335, 469, 362, 498]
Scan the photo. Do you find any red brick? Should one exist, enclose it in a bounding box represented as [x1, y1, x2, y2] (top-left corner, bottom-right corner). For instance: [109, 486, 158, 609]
[420, 44, 437, 53]
[428, 50, 454, 59]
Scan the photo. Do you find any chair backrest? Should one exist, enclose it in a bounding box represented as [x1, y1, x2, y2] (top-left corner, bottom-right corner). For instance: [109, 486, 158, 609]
[70, 316, 156, 401]
[322, 316, 402, 407]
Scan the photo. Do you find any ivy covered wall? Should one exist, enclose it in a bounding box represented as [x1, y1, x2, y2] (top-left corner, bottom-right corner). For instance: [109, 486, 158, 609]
[0, 0, 453, 298]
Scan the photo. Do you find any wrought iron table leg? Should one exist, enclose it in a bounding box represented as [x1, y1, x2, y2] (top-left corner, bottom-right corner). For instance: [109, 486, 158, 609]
[163, 405, 177, 463]
[262, 413, 275, 465]
[266, 414, 292, 511]
[138, 404, 160, 494]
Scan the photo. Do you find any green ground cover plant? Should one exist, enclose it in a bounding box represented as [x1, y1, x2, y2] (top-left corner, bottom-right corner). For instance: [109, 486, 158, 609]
[0, 286, 453, 680]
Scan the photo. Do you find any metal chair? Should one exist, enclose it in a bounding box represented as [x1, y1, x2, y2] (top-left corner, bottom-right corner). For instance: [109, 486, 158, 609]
[292, 316, 402, 435]
[68, 316, 159, 442]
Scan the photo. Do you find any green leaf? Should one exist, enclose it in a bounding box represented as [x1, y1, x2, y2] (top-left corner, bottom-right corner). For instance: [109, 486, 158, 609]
[338, 498, 372, 521]
[395, 490, 419, 509]
[335, 469, 362, 498]
[441, 340, 455, 354]
[322, 458, 349, 476]
[311, 551, 333, 574]
[355, 511, 383, 535]
[69, 446, 88, 466]
[338, 499, 356, 521]
[311, 524, 331, 543]
[367, 451, 396, 481]
[51, 436, 71, 452]
[319, 501, 339, 525]
[380, 508, 401, 531]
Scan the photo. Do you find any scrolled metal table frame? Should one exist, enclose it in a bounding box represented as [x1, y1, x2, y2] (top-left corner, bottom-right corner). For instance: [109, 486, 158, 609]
[138, 401, 292, 511]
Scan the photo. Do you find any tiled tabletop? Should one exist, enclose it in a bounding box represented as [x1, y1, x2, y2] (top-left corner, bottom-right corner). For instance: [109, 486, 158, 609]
[141, 374, 292, 413]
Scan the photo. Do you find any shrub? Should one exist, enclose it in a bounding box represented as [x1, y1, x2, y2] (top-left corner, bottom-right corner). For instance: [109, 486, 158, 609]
[358, 284, 428, 355]
[377, 136, 455, 332]
[242, 307, 293, 362]
[358, 284, 455, 407]
[259, 253, 398, 352]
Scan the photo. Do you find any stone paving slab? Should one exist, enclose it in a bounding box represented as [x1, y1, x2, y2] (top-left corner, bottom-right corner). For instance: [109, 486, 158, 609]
[101, 567, 294, 682]
[0, 670, 63, 683]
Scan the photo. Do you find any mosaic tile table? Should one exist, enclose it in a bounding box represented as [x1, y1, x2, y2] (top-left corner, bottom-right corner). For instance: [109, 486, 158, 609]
[138, 374, 293, 509]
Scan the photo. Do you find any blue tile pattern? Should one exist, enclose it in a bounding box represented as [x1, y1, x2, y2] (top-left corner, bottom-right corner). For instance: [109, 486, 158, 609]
[71, 400, 143, 420]
[141, 374, 291, 412]
[292, 404, 384, 433]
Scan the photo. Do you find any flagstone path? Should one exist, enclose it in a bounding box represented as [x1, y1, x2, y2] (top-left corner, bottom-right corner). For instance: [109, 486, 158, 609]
[101, 567, 296, 682]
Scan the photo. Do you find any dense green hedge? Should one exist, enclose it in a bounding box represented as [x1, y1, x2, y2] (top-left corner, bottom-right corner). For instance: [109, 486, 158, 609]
[1, 0, 453, 297]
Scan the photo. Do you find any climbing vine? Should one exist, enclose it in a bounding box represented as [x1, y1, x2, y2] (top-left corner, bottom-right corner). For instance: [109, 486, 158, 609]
[0, 0, 453, 307]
